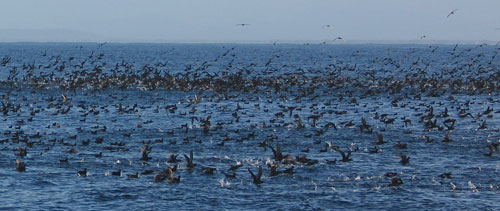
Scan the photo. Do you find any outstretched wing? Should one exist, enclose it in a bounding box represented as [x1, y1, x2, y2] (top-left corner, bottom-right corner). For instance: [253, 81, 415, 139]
[248, 168, 256, 180]
[257, 166, 263, 180]
[447, 9, 457, 18]
[336, 148, 346, 159]
[376, 133, 383, 143]
[270, 145, 277, 157]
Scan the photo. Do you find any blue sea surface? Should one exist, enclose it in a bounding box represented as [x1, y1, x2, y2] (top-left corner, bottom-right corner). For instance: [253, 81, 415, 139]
[0, 43, 499, 210]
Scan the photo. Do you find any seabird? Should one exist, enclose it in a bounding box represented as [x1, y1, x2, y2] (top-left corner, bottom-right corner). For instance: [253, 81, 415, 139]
[184, 150, 195, 169]
[77, 168, 88, 177]
[389, 177, 403, 187]
[334, 147, 352, 162]
[16, 160, 26, 172]
[248, 166, 263, 184]
[447, 9, 458, 18]
[395, 154, 410, 165]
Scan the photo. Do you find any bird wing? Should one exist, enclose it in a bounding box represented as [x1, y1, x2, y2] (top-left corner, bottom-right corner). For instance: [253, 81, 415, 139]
[248, 168, 257, 180]
[447, 9, 457, 18]
[257, 166, 263, 180]
[277, 143, 282, 156]
[376, 133, 383, 142]
[336, 148, 346, 159]
[270, 145, 277, 156]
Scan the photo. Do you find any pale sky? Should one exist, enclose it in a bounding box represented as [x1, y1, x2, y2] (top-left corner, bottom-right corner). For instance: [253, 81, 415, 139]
[0, 0, 499, 42]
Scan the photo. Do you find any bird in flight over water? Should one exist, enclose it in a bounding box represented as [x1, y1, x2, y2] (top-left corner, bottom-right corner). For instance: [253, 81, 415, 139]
[420, 35, 427, 40]
[236, 24, 250, 27]
[332, 37, 345, 42]
[323, 25, 334, 28]
[447, 9, 458, 18]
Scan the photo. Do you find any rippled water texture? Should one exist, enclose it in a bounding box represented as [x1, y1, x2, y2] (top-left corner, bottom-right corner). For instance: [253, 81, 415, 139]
[0, 43, 499, 210]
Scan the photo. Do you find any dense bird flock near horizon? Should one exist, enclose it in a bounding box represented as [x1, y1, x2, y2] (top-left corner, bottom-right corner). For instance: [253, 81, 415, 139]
[0, 41, 499, 209]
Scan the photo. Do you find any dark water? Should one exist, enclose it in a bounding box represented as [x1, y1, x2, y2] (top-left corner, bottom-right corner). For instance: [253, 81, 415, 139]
[0, 43, 499, 210]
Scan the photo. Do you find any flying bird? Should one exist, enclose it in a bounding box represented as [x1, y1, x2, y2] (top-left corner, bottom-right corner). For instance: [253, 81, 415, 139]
[420, 35, 427, 40]
[323, 25, 334, 28]
[236, 24, 250, 27]
[332, 37, 345, 42]
[447, 9, 458, 18]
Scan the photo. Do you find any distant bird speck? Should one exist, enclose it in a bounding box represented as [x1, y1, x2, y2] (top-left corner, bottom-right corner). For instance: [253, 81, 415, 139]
[447, 9, 458, 18]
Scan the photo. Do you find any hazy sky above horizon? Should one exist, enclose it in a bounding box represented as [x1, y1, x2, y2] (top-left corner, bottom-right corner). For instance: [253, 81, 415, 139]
[1, 0, 499, 42]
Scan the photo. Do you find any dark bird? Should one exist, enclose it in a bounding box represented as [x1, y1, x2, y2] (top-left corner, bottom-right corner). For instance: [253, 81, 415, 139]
[16, 160, 26, 172]
[396, 154, 410, 165]
[423, 135, 434, 143]
[369, 146, 381, 153]
[224, 172, 237, 179]
[443, 131, 453, 142]
[236, 23, 250, 27]
[184, 150, 195, 169]
[447, 9, 458, 18]
[269, 143, 283, 162]
[167, 153, 180, 163]
[248, 166, 263, 184]
[333, 37, 344, 42]
[283, 166, 294, 175]
[439, 173, 452, 179]
[395, 141, 407, 149]
[269, 164, 279, 177]
[112, 169, 122, 176]
[142, 169, 155, 175]
[479, 121, 487, 130]
[229, 162, 243, 171]
[334, 147, 352, 162]
[140, 143, 152, 161]
[484, 144, 495, 157]
[59, 157, 69, 163]
[384, 172, 397, 177]
[204, 167, 216, 175]
[490, 142, 499, 152]
[168, 175, 181, 183]
[389, 177, 403, 187]
[127, 172, 139, 179]
[373, 133, 386, 145]
[77, 168, 88, 177]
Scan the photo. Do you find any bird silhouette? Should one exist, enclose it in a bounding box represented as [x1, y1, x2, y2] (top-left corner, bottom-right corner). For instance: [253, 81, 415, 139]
[447, 9, 458, 18]
[248, 166, 263, 184]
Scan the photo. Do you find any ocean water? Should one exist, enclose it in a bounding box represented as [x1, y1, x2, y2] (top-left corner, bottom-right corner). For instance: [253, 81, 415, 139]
[0, 43, 499, 210]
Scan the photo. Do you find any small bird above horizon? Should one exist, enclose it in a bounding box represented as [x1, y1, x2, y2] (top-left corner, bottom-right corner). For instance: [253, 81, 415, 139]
[236, 24, 250, 27]
[447, 9, 458, 18]
[420, 35, 427, 40]
[323, 25, 334, 28]
[332, 37, 345, 42]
